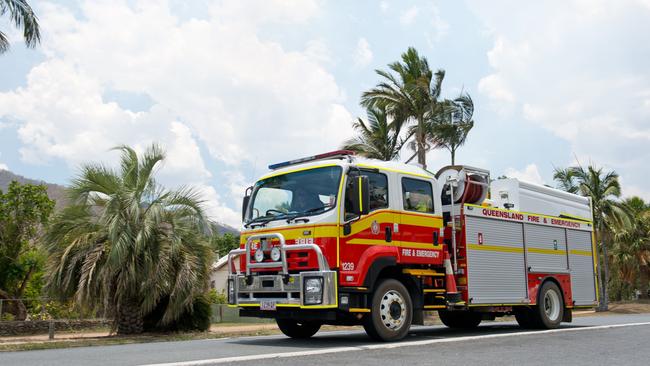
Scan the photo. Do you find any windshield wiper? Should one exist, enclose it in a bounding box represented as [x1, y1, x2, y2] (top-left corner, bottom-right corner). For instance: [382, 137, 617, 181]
[286, 206, 330, 223]
[244, 215, 274, 228]
[245, 212, 294, 228]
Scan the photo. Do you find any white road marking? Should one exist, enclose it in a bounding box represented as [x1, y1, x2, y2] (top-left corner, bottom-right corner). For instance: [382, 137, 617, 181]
[140, 321, 650, 366]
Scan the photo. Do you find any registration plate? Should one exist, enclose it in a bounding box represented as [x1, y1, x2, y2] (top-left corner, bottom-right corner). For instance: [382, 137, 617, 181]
[260, 300, 277, 311]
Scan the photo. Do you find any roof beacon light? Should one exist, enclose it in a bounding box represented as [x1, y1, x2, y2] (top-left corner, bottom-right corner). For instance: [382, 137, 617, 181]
[268, 150, 355, 170]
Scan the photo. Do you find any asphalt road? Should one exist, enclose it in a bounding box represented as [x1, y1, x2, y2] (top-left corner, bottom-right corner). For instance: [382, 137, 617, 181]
[1, 313, 649, 366]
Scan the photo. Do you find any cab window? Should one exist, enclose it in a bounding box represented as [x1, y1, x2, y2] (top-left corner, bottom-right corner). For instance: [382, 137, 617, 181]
[345, 170, 388, 220]
[402, 177, 434, 213]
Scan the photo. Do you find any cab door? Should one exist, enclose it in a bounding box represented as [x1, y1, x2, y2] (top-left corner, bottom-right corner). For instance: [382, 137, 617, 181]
[338, 169, 396, 285]
[397, 175, 444, 264]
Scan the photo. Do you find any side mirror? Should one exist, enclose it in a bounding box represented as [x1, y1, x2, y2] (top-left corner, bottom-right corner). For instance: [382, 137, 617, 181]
[241, 195, 250, 222]
[242, 186, 252, 222]
[346, 175, 370, 216]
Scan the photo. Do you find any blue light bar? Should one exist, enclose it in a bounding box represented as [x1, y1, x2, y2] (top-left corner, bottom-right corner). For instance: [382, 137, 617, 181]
[268, 150, 355, 170]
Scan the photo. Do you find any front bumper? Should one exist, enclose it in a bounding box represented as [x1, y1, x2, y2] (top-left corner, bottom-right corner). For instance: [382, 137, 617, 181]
[229, 270, 337, 308]
[227, 233, 337, 309]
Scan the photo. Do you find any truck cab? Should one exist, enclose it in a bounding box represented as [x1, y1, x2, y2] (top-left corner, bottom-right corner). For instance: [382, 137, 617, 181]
[228, 151, 598, 341]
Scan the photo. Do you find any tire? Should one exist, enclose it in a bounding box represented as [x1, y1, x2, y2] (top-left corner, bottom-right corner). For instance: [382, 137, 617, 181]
[438, 310, 482, 329]
[529, 281, 564, 329]
[363, 279, 413, 341]
[276, 318, 321, 339]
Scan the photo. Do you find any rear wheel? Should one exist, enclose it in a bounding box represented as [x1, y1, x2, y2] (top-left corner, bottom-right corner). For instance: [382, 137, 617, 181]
[529, 281, 564, 329]
[276, 319, 321, 339]
[363, 279, 413, 341]
[438, 310, 482, 329]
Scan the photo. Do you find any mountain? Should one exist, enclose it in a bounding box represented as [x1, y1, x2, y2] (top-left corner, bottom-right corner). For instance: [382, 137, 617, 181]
[0, 169, 239, 233]
[0, 169, 69, 210]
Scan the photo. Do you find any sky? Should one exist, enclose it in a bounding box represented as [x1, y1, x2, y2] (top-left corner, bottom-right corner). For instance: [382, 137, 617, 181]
[1, 0, 650, 228]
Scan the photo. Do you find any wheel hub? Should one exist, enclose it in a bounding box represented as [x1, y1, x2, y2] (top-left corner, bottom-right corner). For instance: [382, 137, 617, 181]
[380, 290, 406, 330]
[544, 290, 561, 321]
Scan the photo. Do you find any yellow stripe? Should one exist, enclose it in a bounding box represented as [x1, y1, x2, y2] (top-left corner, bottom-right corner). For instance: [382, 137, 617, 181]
[356, 163, 432, 179]
[400, 214, 443, 228]
[241, 225, 338, 242]
[467, 243, 524, 254]
[403, 269, 444, 276]
[468, 303, 528, 307]
[348, 308, 371, 313]
[423, 289, 446, 293]
[347, 238, 443, 250]
[358, 176, 363, 212]
[527, 247, 567, 256]
[424, 305, 446, 309]
[569, 249, 593, 256]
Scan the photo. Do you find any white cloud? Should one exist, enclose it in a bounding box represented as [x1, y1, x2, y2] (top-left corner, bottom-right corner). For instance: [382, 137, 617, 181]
[354, 37, 373, 67]
[0, 0, 355, 227]
[472, 0, 650, 201]
[427, 3, 449, 43]
[380, 1, 389, 13]
[400, 6, 419, 25]
[304, 39, 332, 64]
[504, 164, 545, 185]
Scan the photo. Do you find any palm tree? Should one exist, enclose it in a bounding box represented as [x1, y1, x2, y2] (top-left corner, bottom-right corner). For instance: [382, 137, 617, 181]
[1, 0, 40, 54]
[361, 47, 445, 169]
[553, 165, 627, 310]
[342, 105, 409, 161]
[612, 197, 650, 300]
[45, 144, 213, 334]
[427, 93, 474, 165]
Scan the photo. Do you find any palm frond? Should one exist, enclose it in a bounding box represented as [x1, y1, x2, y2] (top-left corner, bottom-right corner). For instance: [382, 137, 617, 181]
[0, 0, 41, 53]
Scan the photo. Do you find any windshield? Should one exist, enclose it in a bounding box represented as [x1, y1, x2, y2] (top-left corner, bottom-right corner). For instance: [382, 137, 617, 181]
[246, 166, 343, 223]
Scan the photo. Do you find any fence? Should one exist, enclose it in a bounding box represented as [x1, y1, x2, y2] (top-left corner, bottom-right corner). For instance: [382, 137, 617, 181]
[0, 298, 109, 338]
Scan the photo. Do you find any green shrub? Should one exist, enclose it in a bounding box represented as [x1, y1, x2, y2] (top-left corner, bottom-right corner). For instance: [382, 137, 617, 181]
[143, 295, 212, 332]
[207, 289, 228, 304]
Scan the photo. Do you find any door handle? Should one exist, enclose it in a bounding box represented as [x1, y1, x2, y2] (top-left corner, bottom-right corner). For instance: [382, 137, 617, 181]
[385, 227, 392, 243]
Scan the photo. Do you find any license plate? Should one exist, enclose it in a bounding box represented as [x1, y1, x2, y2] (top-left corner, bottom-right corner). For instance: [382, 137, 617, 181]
[260, 300, 277, 311]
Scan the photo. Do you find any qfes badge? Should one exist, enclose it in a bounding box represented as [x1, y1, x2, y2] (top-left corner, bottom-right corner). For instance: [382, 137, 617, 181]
[371, 220, 380, 235]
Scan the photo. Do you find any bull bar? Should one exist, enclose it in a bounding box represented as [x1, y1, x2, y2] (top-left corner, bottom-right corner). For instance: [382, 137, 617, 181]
[227, 233, 337, 307]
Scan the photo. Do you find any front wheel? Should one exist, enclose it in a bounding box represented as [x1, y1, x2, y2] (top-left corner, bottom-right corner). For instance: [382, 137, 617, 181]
[363, 279, 413, 341]
[276, 318, 321, 339]
[438, 310, 482, 329]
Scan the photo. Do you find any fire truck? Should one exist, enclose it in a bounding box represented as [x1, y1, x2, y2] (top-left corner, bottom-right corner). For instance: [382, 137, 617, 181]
[227, 150, 598, 341]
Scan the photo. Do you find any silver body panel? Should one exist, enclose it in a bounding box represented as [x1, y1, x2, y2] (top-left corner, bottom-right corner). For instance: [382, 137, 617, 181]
[465, 216, 528, 304]
[464, 205, 597, 306]
[567, 230, 597, 305]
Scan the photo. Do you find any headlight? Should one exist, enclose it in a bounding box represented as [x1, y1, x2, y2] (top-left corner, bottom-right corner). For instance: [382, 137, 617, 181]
[254, 248, 265, 262]
[270, 247, 281, 262]
[304, 277, 323, 305]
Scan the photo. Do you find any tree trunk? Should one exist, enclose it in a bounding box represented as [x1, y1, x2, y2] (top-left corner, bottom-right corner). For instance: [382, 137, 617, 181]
[116, 302, 144, 335]
[450, 149, 456, 166]
[640, 264, 650, 300]
[599, 238, 610, 311]
[16, 264, 35, 299]
[416, 117, 427, 169]
[593, 229, 606, 312]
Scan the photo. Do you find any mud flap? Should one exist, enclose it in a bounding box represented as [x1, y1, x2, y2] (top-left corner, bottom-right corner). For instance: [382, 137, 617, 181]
[563, 308, 572, 323]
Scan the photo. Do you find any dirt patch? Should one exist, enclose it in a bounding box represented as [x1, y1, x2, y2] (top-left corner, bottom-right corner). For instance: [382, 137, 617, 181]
[607, 301, 650, 314]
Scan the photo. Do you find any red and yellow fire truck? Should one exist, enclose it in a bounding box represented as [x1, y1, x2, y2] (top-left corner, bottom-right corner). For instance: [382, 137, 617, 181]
[227, 150, 598, 341]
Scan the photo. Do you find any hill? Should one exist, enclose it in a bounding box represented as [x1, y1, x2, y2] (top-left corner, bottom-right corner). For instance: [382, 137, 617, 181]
[0, 169, 239, 234]
[0, 169, 69, 210]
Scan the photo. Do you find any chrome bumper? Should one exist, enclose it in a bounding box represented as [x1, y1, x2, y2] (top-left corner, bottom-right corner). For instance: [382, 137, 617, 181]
[227, 233, 337, 308]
